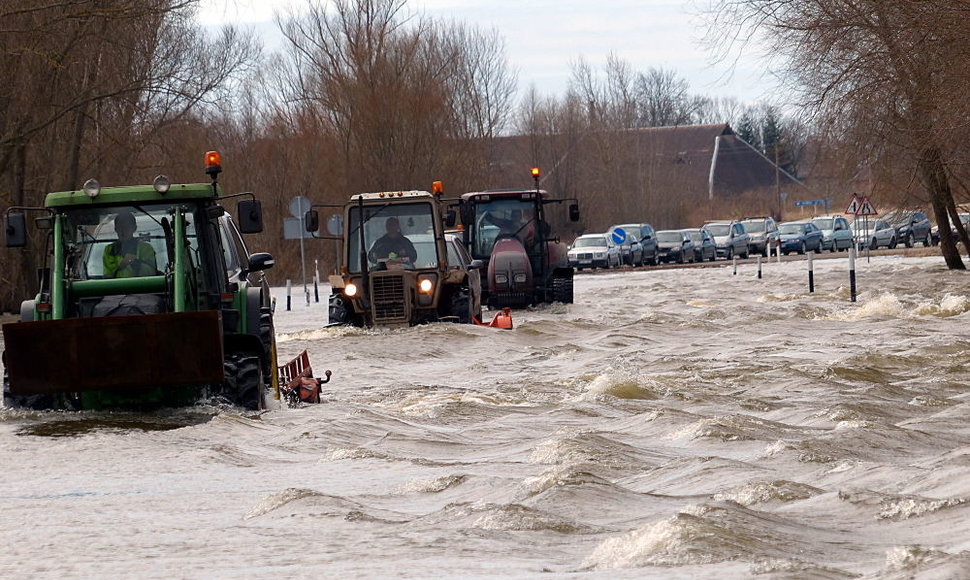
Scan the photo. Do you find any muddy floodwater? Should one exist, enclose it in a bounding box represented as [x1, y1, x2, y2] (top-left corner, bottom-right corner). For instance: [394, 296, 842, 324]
[3, 255, 970, 579]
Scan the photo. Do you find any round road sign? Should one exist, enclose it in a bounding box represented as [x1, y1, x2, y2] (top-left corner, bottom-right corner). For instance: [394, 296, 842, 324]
[610, 228, 627, 245]
[289, 195, 310, 218]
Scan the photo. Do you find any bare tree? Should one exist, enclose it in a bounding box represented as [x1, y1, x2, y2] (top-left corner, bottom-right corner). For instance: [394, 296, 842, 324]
[704, 0, 970, 268]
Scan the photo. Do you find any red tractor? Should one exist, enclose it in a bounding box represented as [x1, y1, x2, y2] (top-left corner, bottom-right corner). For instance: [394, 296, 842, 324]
[459, 168, 580, 308]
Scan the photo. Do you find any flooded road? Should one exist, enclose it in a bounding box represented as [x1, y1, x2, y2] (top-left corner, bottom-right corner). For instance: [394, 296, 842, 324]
[3, 255, 970, 578]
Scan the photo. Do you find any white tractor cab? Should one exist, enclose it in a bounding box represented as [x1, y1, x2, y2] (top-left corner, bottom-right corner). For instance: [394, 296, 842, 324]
[305, 186, 482, 327]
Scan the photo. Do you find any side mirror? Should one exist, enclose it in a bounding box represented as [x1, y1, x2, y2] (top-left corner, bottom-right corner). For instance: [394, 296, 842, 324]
[459, 200, 474, 227]
[445, 209, 457, 228]
[237, 199, 263, 234]
[4, 213, 27, 247]
[304, 210, 319, 233]
[326, 214, 344, 236]
[247, 252, 275, 273]
[568, 203, 580, 222]
[469, 259, 484, 270]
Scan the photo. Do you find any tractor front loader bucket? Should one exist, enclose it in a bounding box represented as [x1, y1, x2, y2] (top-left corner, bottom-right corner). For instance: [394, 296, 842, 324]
[3, 311, 225, 395]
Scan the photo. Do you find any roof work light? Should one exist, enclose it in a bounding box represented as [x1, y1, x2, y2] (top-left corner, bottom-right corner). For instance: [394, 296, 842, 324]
[204, 150, 222, 176]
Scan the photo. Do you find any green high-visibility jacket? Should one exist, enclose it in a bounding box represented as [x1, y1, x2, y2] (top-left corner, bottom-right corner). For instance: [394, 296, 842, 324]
[103, 240, 157, 278]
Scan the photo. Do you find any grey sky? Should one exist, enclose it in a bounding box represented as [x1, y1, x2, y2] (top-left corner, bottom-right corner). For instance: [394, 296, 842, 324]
[196, 0, 779, 104]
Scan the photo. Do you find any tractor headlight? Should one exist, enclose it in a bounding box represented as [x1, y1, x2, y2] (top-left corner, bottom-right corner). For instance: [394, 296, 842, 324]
[344, 282, 358, 297]
[153, 175, 171, 194]
[83, 179, 101, 198]
[417, 274, 436, 306]
[495, 274, 509, 285]
[513, 273, 527, 284]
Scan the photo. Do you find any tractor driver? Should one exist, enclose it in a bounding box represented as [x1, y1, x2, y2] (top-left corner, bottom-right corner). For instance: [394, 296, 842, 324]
[368, 216, 418, 266]
[486, 207, 536, 247]
[103, 211, 157, 278]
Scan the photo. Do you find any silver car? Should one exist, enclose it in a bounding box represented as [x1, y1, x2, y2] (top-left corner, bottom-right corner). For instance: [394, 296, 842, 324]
[811, 215, 854, 252]
[568, 234, 622, 269]
[852, 218, 897, 250]
[704, 220, 750, 259]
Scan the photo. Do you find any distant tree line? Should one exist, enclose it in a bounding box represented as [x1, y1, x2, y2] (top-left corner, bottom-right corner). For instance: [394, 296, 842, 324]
[4, 0, 968, 311]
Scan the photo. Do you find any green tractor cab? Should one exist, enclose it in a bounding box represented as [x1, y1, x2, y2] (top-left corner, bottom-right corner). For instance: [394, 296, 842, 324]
[2, 152, 279, 411]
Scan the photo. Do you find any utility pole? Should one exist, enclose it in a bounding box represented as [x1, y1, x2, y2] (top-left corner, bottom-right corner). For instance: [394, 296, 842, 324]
[775, 144, 782, 221]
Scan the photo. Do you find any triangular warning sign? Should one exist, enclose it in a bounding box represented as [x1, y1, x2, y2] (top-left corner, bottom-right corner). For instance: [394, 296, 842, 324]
[856, 196, 878, 216]
[845, 196, 860, 215]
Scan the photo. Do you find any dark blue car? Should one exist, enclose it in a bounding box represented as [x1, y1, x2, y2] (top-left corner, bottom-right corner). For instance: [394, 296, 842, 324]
[777, 221, 824, 255]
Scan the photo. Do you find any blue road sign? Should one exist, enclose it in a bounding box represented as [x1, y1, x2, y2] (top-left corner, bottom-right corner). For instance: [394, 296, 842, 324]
[610, 228, 627, 245]
[794, 200, 824, 207]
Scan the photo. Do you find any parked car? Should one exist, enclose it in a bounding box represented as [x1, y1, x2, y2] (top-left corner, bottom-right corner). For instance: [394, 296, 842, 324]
[568, 233, 621, 269]
[612, 222, 658, 265]
[931, 212, 969, 245]
[704, 220, 750, 259]
[852, 218, 896, 250]
[777, 221, 824, 255]
[810, 215, 854, 252]
[739, 216, 778, 257]
[607, 225, 643, 266]
[682, 228, 717, 262]
[883, 209, 932, 248]
[655, 230, 695, 264]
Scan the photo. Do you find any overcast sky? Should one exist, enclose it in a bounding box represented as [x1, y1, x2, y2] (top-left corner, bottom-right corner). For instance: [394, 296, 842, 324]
[196, 0, 780, 105]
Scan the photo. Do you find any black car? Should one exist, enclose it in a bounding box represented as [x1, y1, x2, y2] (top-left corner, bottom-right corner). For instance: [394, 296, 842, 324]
[883, 210, 932, 248]
[612, 222, 658, 265]
[682, 228, 717, 262]
[655, 230, 695, 264]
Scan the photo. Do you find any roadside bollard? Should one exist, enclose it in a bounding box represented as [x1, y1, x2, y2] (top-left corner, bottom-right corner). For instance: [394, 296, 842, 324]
[808, 251, 815, 293]
[314, 260, 320, 303]
[286, 279, 292, 311]
[733, 255, 738, 275]
[776, 241, 782, 263]
[757, 255, 762, 279]
[848, 246, 857, 302]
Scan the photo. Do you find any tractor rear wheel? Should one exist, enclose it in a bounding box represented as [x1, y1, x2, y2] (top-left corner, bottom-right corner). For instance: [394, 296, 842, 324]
[223, 353, 264, 410]
[552, 273, 574, 304]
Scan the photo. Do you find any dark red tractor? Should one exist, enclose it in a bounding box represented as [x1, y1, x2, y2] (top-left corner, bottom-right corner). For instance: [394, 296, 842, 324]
[459, 168, 580, 308]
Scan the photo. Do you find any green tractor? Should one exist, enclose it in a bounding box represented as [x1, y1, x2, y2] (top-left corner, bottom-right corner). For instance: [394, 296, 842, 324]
[1, 152, 279, 410]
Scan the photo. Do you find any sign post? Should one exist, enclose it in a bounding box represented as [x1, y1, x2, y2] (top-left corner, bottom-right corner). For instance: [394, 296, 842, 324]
[288, 196, 311, 306]
[845, 193, 878, 264]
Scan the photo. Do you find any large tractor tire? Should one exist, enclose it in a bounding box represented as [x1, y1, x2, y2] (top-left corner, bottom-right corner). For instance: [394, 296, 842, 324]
[258, 306, 277, 391]
[552, 273, 574, 304]
[328, 294, 363, 327]
[223, 353, 263, 410]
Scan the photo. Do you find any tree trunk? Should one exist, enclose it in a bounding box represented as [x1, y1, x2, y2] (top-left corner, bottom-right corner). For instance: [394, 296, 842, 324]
[917, 147, 965, 270]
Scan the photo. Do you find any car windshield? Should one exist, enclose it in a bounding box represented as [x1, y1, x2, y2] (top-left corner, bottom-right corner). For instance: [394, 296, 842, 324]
[684, 230, 703, 243]
[656, 231, 682, 243]
[705, 224, 730, 236]
[573, 237, 605, 248]
[346, 201, 439, 273]
[741, 221, 765, 233]
[470, 198, 536, 259]
[778, 224, 806, 235]
[64, 203, 200, 280]
[812, 218, 833, 230]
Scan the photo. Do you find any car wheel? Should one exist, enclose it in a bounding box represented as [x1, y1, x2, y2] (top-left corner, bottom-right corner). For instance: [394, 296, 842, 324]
[798, 242, 806, 255]
[725, 247, 733, 260]
[871, 238, 879, 250]
[888, 236, 897, 249]
[905, 232, 915, 248]
[923, 232, 933, 247]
